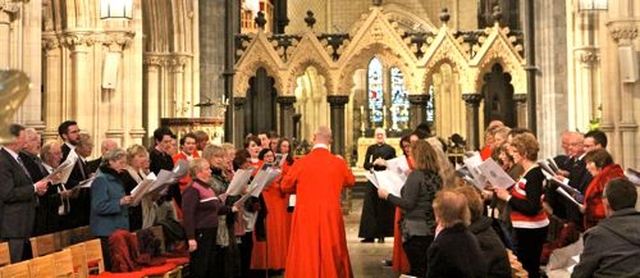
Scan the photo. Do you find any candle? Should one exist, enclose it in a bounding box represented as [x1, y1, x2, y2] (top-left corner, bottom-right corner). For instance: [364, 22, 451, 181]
[360, 105, 364, 116]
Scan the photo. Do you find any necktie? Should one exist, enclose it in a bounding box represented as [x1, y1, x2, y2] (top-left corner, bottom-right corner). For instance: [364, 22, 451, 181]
[34, 156, 48, 177]
[77, 159, 87, 180]
[16, 156, 32, 181]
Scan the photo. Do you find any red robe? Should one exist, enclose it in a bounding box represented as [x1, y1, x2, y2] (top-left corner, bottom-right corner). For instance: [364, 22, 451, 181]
[281, 147, 355, 278]
[172, 151, 200, 219]
[583, 164, 624, 229]
[392, 155, 412, 274]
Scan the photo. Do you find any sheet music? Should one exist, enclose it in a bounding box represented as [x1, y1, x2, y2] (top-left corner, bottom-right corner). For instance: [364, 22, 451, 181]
[386, 156, 409, 183]
[226, 168, 254, 196]
[147, 169, 175, 194]
[463, 152, 489, 189]
[476, 158, 515, 189]
[249, 168, 281, 197]
[77, 177, 96, 188]
[130, 172, 157, 206]
[373, 170, 405, 198]
[51, 151, 78, 184]
[556, 186, 584, 210]
[274, 154, 288, 168]
[365, 171, 379, 188]
[625, 168, 640, 185]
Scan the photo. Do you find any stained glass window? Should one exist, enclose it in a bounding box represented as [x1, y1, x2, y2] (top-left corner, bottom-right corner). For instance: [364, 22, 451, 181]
[367, 57, 384, 124]
[390, 68, 410, 130]
[426, 85, 435, 125]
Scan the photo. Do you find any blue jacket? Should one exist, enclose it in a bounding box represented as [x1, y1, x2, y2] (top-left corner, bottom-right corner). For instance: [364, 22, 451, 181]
[90, 166, 129, 237]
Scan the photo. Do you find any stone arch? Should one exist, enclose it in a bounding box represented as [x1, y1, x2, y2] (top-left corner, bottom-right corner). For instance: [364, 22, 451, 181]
[143, 0, 195, 53]
[285, 58, 333, 96]
[235, 58, 283, 98]
[338, 43, 415, 95]
[422, 58, 465, 95]
[382, 3, 438, 33]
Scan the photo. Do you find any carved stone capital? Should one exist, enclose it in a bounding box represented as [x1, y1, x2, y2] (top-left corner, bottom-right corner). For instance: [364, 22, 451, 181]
[143, 54, 164, 67]
[233, 97, 246, 107]
[327, 95, 349, 107]
[103, 30, 135, 52]
[575, 46, 600, 66]
[0, 0, 21, 21]
[62, 32, 96, 50]
[513, 93, 527, 103]
[606, 20, 639, 44]
[462, 93, 483, 105]
[408, 94, 431, 105]
[276, 96, 297, 105]
[165, 54, 190, 70]
[42, 35, 60, 53]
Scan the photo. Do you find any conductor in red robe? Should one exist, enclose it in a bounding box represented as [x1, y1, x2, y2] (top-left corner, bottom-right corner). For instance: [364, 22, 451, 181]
[281, 126, 356, 278]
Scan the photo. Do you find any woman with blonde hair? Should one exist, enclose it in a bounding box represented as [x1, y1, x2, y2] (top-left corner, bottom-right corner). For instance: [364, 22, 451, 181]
[378, 140, 442, 277]
[494, 132, 549, 278]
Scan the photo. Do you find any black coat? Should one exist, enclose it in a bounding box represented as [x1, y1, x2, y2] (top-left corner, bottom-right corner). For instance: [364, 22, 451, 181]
[427, 223, 487, 278]
[468, 216, 512, 278]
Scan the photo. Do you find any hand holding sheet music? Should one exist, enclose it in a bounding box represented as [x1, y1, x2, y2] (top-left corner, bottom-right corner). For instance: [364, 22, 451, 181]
[226, 167, 254, 196]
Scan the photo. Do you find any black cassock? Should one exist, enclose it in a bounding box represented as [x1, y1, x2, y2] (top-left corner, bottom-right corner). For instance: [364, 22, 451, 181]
[358, 143, 396, 240]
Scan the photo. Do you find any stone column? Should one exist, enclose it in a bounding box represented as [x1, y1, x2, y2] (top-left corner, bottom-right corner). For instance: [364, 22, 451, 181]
[327, 95, 349, 156]
[63, 32, 93, 122]
[143, 54, 163, 143]
[233, 97, 246, 146]
[103, 31, 135, 145]
[42, 34, 62, 142]
[276, 96, 297, 138]
[0, 3, 19, 69]
[462, 93, 483, 150]
[408, 94, 430, 129]
[607, 21, 639, 167]
[168, 55, 189, 117]
[513, 94, 528, 128]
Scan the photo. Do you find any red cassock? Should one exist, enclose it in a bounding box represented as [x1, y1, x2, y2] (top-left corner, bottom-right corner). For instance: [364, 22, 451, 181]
[251, 163, 293, 270]
[392, 155, 412, 274]
[281, 147, 355, 278]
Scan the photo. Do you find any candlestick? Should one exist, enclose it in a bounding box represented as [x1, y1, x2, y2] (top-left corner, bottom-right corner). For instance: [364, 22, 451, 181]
[382, 105, 387, 130]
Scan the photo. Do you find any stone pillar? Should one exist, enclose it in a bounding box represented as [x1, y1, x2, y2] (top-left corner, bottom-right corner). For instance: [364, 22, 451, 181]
[277, 96, 297, 138]
[462, 93, 483, 150]
[0, 3, 18, 69]
[607, 21, 639, 168]
[63, 32, 93, 123]
[168, 55, 189, 117]
[143, 55, 163, 143]
[233, 97, 246, 146]
[408, 94, 430, 129]
[328, 94, 351, 215]
[327, 95, 349, 156]
[513, 94, 528, 128]
[42, 34, 62, 142]
[199, 0, 225, 118]
[103, 31, 136, 145]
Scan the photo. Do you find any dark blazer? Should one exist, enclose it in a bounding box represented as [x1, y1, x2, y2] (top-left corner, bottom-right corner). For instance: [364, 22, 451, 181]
[0, 148, 37, 238]
[61, 143, 72, 163]
[18, 151, 46, 183]
[427, 223, 487, 278]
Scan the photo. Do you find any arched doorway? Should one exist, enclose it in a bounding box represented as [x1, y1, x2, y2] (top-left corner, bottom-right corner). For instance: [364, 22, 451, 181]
[481, 63, 516, 127]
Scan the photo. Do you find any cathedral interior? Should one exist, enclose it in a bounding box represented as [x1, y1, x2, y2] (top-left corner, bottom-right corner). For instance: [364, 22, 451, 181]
[2, 0, 640, 169]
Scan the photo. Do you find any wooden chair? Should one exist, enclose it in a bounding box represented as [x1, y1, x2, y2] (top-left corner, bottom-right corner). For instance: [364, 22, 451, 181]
[56, 229, 72, 250]
[30, 233, 59, 258]
[68, 243, 88, 278]
[29, 253, 55, 278]
[84, 239, 105, 275]
[53, 249, 75, 278]
[0, 260, 30, 278]
[0, 241, 11, 267]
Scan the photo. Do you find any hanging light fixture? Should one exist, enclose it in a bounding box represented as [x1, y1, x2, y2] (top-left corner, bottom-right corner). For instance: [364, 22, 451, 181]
[100, 0, 133, 20]
[578, 0, 608, 12]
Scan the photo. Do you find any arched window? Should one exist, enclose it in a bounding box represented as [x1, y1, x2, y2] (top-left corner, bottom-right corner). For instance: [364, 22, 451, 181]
[367, 57, 384, 125]
[426, 85, 435, 125]
[390, 67, 410, 130]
